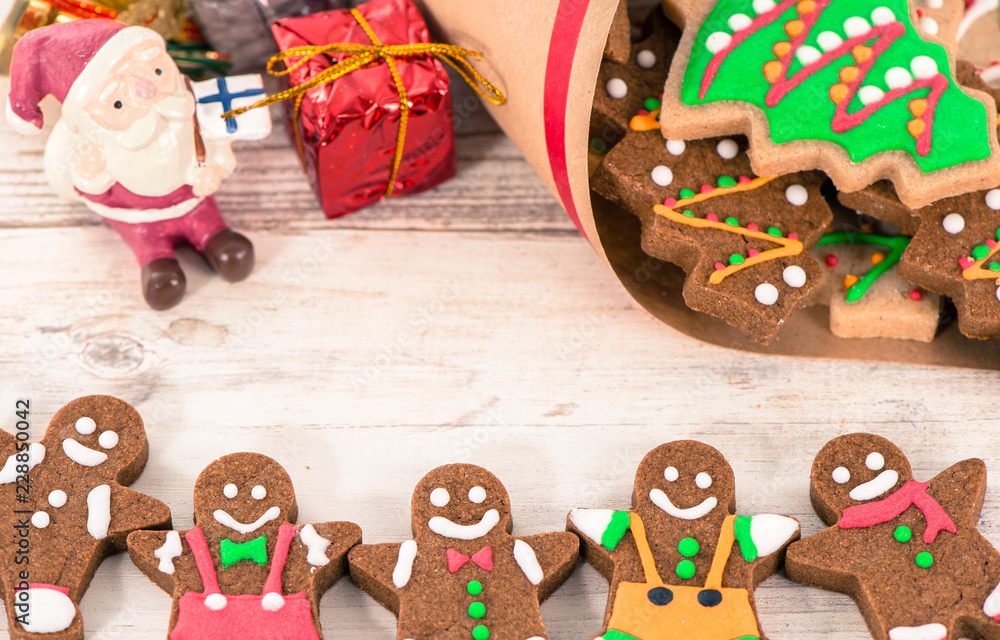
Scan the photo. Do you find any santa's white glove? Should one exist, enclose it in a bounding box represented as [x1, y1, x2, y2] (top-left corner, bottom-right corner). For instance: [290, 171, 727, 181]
[192, 164, 227, 197]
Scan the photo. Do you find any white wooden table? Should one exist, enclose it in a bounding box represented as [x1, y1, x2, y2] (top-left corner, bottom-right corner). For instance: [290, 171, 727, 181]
[1, 77, 998, 640]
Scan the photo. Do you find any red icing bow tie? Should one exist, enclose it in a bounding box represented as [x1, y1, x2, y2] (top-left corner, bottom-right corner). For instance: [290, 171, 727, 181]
[838, 480, 957, 543]
[447, 546, 493, 573]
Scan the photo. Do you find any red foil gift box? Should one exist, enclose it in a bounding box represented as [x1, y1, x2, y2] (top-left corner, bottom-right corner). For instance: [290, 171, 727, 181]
[272, 0, 455, 218]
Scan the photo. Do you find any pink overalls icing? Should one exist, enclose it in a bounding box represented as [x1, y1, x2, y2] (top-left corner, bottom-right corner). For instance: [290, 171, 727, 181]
[171, 523, 319, 640]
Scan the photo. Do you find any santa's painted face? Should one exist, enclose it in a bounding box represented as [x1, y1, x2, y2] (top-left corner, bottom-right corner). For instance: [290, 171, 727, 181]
[194, 453, 297, 541]
[83, 40, 180, 132]
[634, 441, 736, 523]
[411, 464, 512, 542]
[810, 434, 912, 524]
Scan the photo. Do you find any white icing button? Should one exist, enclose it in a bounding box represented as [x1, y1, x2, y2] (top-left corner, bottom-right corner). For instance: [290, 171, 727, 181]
[223, 483, 238, 499]
[261, 592, 285, 611]
[858, 86, 885, 105]
[925, 0, 943, 7]
[986, 189, 1000, 210]
[48, 490, 67, 508]
[666, 139, 686, 156]
[636, 49, 656, 69]
[866, 452, 886, 471]
[785, 184, 808, 206]
[717, 138, 739, 160]
[705, 32, 732, 54]
[911, 55, 938, 79]
[755, 283, 779, 305]
[664, 466, 679, 482]
[251, 485, 266, 500]
[32, 511, 50, 528]
[75, 417, 96, 435]
[844, 17, 871, 38]
[817, 31, 842, 52]
[752, 0, 776, 14]
[430, 487, 450, 507]
[884, 67, 912, 89]
[832, 467, 851, 484]
[204, 593, 227, 611]
[468, 486, 486, 504]
[920, 16, 939, 35]
[783, 265, 807, 288]
[796, 46, 821, 65]
[942, 213, 965, 234]
[606, 78, 628, 99]
[871, 7, 895, 25]
[996, 287, 1000, 303]
[728, 13, 752, 31]
[98, 430, 118, 449]
[695, 472, 712, 489]
[651, 165, 673, 187]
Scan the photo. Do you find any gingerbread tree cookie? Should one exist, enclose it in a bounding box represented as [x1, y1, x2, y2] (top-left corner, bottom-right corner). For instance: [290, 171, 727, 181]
[592, 128, 832, 343]
[786, 433, 1000, 640]
[568, 441, 799, 640]
[659, 0, 1000, 209]
[348, 464, 579, 640]
[0, 395, 171, 640]
[127, 452, 361, 640]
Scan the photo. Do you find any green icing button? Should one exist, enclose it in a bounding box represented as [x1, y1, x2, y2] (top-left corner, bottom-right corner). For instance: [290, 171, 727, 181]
[473, 625, 490, 640]
[469, 602, 486, 619]
[678, 537, 700, 558]
[680, 189, 695, 199]
[916, 552, 934, 568]
[893, 526, 912, 543]
[467, 581, 483, 596]
[644, 98, 662, 111]
[973, 244, 990, 260]
[676, 560, 696, 580]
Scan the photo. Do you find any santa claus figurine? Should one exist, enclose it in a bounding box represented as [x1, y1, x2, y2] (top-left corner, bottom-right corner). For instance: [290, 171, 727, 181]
[6, 19, 265, 309]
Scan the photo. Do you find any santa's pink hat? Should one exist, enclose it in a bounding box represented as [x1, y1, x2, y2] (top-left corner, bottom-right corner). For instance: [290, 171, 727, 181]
[6, 19, 162, 134]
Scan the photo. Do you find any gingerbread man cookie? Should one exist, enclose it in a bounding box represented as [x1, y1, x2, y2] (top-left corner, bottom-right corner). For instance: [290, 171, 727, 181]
[127, 452, 362, 640]
[0, 395, 171, 640]
[568, 441, 799, 640]
[348, 464, 579, 640]
[658, 0, 1000, 209]
[786, 433, 1000, 640]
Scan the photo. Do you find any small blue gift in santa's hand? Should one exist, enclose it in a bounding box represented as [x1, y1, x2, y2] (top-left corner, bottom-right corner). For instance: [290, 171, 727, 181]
[192, 75, 272, 140]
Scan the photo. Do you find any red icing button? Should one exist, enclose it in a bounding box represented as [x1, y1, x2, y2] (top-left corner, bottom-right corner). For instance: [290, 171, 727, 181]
[738, 176, 752, 184]
[715, 262, 725, 271]
[909, 289, 923, 301]
[825, 254, 838, 267]
[663, 197, 678, 207]
[747, 223, 759, 232]
[959, 257, 975, 270]
[748, 248, 760, 257]
[706, 213, 719, 222]
[700, 184, 713, 194]
[787, 232, 798, 241]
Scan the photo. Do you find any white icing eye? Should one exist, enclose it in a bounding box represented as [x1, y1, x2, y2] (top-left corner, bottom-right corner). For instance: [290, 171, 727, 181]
[251, 485, 266, 500]
[866, 452, 885, 471]
[48, 490, 67, 508]
[75, 417, 96, 435]
[832, 467, 851, 484]
[664, 466, 679, 482]
[695, 472, 712, 489]
[98, 430, 118, 449]
[430, 487, 450, 507]
[468, 486, 486, 504]
[223, 484, 238, 499]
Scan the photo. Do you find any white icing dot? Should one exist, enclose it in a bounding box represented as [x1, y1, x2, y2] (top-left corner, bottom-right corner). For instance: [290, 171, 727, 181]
[666, 139, 686, 155]
[783, 265, 807, 288]
[832, 467, 851, 484]
[651, 165, 673, 187]
[717, 138, 739, 159]
[785, 184, 808, 205]
[926, 0, 943, 7]
[871, 7, 896, 25]
[866, 452, 885, 471]
[98, 430, 118, 449]
[251, 485, 266, 500]
[205, 593, 227, 611]
[695, 472, 712, 489]
[706, 32, 732, 54]
[32, 511, 50, 528]
[817, 31, 843, 52]
[261, 592, 285, 611]
[755, 283, 779, 305]
[844, 17, 872, 38]
[469, 486, 486, 503]
[858, 86, 885, 105]
[796, 46, 821, 66]
[920, 16, 939, 35]
[911, 56, 939, 79]
[885, 67, 913, 89]
[986, 189, 1000, 210]
[223, 483, 238, 499]
[636, 50, 656, 69]
[606, 78, 628, 99]
[752, 0, 776, 14]
[75, 417, 96, 435]
[728, 13, 753, 31]
[996, 287, 1000, 303]
[430, 487, 450, 507]
[664, 466, 679, 482]
[48, 490, 67, 508]
[942, 213, 966, 234]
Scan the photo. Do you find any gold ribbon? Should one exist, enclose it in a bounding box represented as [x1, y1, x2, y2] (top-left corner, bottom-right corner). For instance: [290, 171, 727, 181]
[222, 8, 505, 198]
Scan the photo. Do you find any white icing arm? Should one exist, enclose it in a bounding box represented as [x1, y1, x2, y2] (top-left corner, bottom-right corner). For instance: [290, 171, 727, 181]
[0, 443, 44, 484]
[513, 540, 543, 585]
[87, 485, 111, 540]
[568, 509, 616, 545]
[299, 524, 332, 567]
[393, 540, 418, 588]
[154, 531, 183, 575]
[748, 514, 799, 557]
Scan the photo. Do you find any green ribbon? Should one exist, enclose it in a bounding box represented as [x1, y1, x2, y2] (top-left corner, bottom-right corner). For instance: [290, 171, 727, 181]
[220, 536, 268, 567]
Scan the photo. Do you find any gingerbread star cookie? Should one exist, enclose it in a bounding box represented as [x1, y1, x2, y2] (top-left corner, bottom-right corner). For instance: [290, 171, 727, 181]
[127, 452, 362, 640]
[568, 441, 799, 640]
[786, 433, 1000, 640]
[658, 0, 1000, 209]
[0, 395, 171, 640]
[592, 128, 832, 343]
[348, 464, 579, 640]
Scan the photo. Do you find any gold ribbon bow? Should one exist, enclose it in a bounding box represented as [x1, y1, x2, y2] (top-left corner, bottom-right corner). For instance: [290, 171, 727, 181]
[222, 8, 506, 198]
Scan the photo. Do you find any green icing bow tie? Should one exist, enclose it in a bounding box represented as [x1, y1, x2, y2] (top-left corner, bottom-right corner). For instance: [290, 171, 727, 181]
[220, 536, 268, 567]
